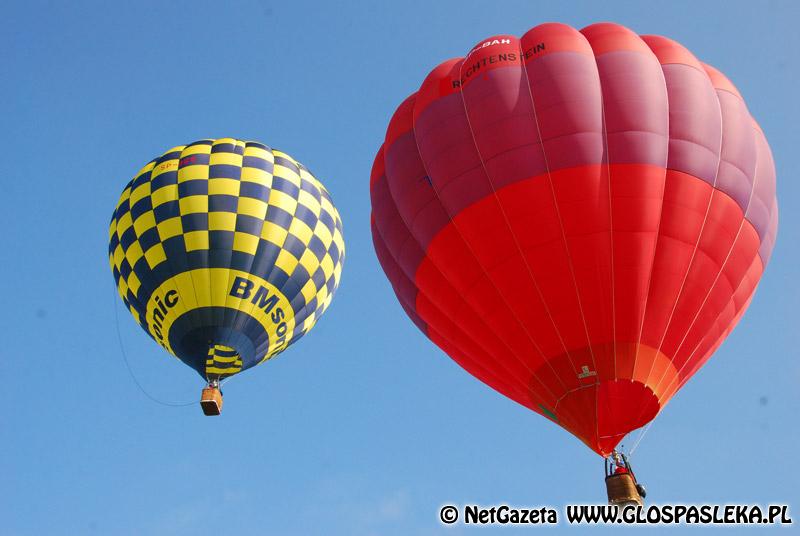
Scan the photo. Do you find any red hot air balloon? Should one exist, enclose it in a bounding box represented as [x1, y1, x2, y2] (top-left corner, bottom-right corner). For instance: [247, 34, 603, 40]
[370, 23, 777, 457]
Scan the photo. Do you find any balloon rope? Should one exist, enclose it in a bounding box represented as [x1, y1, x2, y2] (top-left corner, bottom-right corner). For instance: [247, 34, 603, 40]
[629, 421, 654, 456]
[111, 284, 196, 407]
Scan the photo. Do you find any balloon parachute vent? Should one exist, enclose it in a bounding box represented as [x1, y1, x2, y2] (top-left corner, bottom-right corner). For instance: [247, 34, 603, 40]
[200, 387, 223, 416]
[605, 473, 643, 506]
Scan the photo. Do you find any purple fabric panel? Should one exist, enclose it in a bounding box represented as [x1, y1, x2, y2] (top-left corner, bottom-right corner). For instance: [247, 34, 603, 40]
[714, 91, 757, 213]
[525, 52, 605, 171]
[661, 63, 722, 183]
[383, 131, 451, 251]
[460, 66, 548, 188]
[369, 164, 428, 287]
[749, 126, 778, 262]
[759, 202, 778, 264]
[747, 126, 776, 239]
[413, 83, 494, 217]
[595, 50, 669, 166]
[371, 218, 428, 334]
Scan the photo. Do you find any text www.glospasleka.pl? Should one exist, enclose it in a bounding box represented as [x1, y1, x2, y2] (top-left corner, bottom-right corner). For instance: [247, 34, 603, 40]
[438, 503, 793, 525]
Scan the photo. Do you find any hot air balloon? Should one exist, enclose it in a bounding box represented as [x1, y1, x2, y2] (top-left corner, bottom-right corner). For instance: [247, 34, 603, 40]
[370, 22, 777, 498]
[110, 138, 344, 415]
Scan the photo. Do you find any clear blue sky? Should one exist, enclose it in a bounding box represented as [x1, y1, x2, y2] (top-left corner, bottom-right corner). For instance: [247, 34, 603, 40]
[2, 1, 798, 534]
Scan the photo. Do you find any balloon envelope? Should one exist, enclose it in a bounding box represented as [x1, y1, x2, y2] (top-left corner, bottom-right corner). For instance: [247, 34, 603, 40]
[370, 23, 777, 455]
[110, 138, 344, 380]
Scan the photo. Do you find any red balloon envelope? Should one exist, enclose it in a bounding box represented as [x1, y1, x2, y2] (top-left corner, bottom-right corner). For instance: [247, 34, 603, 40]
[369, 22, 778, 456]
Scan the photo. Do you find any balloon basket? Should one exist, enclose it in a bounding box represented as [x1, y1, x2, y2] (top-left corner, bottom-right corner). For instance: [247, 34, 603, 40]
[605, 472, 643, 506]
[200, 387, 223, 416]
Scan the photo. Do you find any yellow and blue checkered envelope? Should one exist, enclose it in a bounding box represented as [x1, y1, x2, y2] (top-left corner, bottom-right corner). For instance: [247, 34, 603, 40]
[109, 138, 344, 380]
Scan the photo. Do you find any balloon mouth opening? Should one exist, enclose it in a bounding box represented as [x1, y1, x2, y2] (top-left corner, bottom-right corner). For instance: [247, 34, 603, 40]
[205, 344, 243, 380]
[527, 342, 674, 456]
[557, 379, 660, 456]
[167, 310, 260, 378]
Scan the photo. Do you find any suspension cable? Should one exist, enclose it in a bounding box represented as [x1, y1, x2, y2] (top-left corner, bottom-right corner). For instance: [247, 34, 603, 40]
[111, 284, 196, 407]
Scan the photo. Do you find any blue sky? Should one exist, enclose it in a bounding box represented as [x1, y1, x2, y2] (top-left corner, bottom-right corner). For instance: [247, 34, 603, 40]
[2, 1, 798, 534]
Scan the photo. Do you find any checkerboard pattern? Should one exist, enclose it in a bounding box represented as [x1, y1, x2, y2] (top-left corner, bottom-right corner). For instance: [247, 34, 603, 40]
[109, 138, 345, 371]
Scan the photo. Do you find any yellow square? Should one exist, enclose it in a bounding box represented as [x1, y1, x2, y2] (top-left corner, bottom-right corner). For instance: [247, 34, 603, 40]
[157, 217, 183, 240]
[237, 197, 268, 219]
[133, 211, 156, 235]
[182, 143, 212, 156]
[313, 221, 333, 248]
[117, 212, 133, 235]
[113, 244, 125, 267]
[209, 212, 236, 231]
[241, 167, 271, 186]
[299, 249, 320, 276]
[298, 167, 315, 182]
[117, 278, 128, 298]
[288, 219, 313, 244]
[178, 166, 208, 182]
[274, 166, 300, 187]
[275, 248, 299, 275]
[320, 197, 336, 219]
[298, 190, 321, 215]
[300, 279, 317, 303]
[268, 189, 297, 213]
[151, 184, 178, 207]
[233, 232, 259, 255]
[332, 230, 345, 255]
[124, 240, 144, 266]
[144, 243, 167, 268]
[127, 271, 141, 296]
[244, 145, 272, 162]
[209, 151, 243, 168]
[184, 231, 209, 251]
[179, 195, 208, 214]
[260, 221, 288, 245]
[165, 145, 185, 155]
[319, 254, 334, 279]
[129, 183, 151, 207]
[209, 178, 240, 196]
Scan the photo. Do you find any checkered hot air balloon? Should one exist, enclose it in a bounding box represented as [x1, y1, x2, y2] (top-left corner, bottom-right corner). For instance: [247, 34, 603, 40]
[370, 23, 777, 456]
[109, 138, 344, 413]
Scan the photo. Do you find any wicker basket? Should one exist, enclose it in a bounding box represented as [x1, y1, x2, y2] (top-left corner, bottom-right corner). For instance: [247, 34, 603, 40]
[200, 387, 223, 416]
[605, 472, 643, 506]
